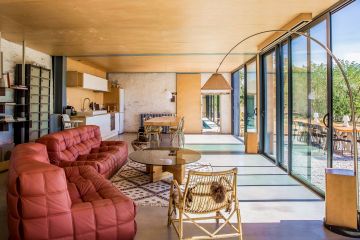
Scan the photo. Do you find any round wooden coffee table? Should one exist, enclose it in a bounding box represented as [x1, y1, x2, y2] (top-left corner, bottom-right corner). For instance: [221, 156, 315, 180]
[129, 147, 201, 184]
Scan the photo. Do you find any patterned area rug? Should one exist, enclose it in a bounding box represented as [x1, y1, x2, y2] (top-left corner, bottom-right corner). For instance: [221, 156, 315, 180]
[111, 160, 212, 207]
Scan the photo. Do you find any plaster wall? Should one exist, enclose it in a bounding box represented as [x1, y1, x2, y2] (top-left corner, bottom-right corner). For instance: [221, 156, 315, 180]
[108, 73, 176, 132]
[0, 38, 52, 145]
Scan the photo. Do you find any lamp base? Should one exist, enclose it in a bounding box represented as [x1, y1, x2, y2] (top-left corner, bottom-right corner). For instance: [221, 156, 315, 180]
[324, 219, 360, 238]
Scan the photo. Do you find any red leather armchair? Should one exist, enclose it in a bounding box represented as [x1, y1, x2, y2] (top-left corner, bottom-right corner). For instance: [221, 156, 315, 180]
[8, 143, 136, 240]
[36, 125, 128, 178]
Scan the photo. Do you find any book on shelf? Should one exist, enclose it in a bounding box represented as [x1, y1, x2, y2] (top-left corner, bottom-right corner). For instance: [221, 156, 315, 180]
[0, 115, 14, 122]
[16, 117, 26, 121]
[10, 85, 27, 89]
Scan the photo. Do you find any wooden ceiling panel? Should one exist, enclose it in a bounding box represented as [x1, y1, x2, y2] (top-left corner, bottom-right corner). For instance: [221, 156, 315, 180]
[71, 54, 254, 73]
[0, 0, 339, 72]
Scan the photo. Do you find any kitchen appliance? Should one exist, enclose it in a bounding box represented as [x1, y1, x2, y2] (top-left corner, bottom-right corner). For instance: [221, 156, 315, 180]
[89, 102, 100, 111]
[64, 105, 77, 116]
[119, 88, 125, 134]
[104, 88, 125, 134]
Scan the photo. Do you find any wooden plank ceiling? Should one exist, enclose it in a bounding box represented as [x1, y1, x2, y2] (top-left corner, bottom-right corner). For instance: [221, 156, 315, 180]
[0, 0, 338, 72]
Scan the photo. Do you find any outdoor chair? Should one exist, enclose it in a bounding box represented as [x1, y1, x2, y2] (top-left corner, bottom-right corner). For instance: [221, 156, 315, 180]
[168, 168, 243, 240]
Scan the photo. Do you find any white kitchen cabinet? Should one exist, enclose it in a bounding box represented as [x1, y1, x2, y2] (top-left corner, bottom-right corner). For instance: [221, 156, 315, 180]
[67, 71, 108, 92]
[82, 113, 119, 140]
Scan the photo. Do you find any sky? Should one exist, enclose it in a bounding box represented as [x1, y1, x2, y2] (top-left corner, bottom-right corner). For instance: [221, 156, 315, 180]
[331, 0, 360, 63]
[291, 0, 360, 67]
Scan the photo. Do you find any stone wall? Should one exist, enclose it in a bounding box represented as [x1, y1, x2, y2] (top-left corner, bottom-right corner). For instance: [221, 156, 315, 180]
[108, 73, 177, 132]
[0, 38, 52, 145]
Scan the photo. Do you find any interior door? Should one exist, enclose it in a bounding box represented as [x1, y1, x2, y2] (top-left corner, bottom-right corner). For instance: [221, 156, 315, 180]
[176, 74, 202, 133]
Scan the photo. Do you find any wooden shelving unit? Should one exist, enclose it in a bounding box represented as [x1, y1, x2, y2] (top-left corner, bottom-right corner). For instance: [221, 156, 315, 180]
[13, 64, 51, 143]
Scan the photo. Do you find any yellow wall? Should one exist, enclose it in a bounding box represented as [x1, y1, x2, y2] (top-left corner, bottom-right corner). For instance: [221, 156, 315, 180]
[66, 58, 107, 111]
[66, 87, 104, 111]
[176, 73, 202, 133]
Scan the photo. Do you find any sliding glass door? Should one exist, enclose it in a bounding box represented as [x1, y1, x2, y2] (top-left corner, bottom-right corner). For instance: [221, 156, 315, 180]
[263, 51, 277, 159]
[291, 20, 329, 191]
[246, 60, 257, 132]
[331, 0, 360, 171]
[231, 68, 245, 139]
[281, 42, 289, 169]
[257, 0, 360, 195]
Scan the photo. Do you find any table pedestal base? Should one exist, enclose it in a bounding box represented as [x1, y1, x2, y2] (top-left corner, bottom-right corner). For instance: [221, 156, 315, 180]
[146, 164, 185, 184]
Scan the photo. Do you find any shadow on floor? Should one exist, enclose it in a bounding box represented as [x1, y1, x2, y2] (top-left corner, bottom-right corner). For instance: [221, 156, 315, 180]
[135, 206, 353, 240]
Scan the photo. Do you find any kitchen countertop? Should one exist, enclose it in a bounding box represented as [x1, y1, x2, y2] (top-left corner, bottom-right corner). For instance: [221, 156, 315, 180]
[70, 112, 119, 119]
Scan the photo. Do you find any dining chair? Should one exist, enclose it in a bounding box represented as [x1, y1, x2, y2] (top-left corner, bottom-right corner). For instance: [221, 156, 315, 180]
[168, 168, 242, 240]
[144, 116, 163, 146]
[333, 129, 352, 155]
[170, 117, 185, 147]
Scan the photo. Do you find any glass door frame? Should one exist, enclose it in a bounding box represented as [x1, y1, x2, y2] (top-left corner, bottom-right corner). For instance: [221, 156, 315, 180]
[260, 47, 279, 163]
[231, 57, 257, 138]
[244, 57, 257, 133]
[259, 12, 334, 196]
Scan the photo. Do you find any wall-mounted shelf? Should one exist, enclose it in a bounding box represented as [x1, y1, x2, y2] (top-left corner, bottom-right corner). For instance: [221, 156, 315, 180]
[15, 64, 51, 143]
[0, 119, 29, 123]
[10, 85, 28, 90]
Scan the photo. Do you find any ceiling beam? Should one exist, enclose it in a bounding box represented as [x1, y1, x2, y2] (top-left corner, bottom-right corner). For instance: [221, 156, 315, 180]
[257, 13, 312, 51]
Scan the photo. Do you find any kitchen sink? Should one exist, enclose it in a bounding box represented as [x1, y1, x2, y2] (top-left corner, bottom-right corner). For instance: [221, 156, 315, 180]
[76, 110, 108, 116]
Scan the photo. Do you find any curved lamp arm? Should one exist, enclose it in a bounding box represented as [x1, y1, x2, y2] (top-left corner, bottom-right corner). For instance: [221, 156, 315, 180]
[216, 29, 358, 177]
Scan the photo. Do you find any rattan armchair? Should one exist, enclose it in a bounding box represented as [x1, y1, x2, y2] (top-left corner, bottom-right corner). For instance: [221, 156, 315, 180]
[168, 168, 243, 239]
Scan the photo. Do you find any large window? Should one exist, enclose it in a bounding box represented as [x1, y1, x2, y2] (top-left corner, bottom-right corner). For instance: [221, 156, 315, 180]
[281, 42, 289, 168]
[331, 0, 360, 171]
[263, 51, 277, 159]
[256, 0, 360, 195]
[291, 21, 328, 191]
[246, 60, 257, 132]
[229, 0, 360, 196]
[231, 68, 245, 138]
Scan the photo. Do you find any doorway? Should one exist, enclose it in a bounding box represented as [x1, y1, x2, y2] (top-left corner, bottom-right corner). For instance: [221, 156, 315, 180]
[201, 95, 221, 133]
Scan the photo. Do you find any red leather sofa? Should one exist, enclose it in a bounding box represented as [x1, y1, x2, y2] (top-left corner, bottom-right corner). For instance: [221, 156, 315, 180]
[36, 125, 128, 179]
[8, 143, 136, 240]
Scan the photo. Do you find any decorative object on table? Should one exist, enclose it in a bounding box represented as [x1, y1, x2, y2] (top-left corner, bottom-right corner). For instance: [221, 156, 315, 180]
[206, 29, 359, 237]
[131, 139, 150, 151]
[111, 159, 211, 207]
[342, 115, 350, 127]
[168, 168, 242, 240]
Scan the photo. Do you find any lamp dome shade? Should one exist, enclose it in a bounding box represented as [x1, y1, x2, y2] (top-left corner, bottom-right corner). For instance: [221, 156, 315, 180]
[201, 73, 232, 94]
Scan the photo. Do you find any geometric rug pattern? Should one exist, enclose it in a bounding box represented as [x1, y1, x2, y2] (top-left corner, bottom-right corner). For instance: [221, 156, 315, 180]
[111, 160, 212, 207]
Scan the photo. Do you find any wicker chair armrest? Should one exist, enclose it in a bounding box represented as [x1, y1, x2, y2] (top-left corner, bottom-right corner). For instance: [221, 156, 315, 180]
[171, 179, 184, 202]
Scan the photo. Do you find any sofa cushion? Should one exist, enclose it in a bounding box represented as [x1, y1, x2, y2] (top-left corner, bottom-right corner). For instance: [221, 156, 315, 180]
[8, 143, 137, 240]
[77, 152, 117, 178]
[64, 166, 136, 223]
[36, 125, 101, 165]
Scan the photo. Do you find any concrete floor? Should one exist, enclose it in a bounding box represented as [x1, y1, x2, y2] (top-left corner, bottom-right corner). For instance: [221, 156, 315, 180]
[0, 133, 354, 239]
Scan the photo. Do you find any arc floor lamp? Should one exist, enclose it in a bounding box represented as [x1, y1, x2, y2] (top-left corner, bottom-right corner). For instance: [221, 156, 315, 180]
[202, 29, 359, 237]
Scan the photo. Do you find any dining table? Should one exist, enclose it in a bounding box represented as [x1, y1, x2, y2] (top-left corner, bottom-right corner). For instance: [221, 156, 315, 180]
[294, 119, 360, 133]
[144, 116, 181, 127]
